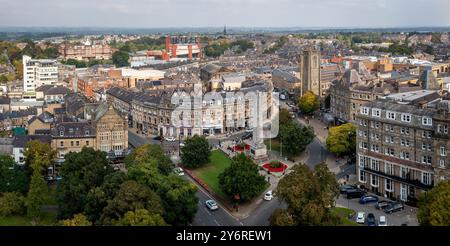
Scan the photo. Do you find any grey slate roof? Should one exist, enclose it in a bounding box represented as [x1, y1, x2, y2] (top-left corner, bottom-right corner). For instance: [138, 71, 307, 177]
[51, 122, 96, 138]
[13, 135, 52, 148]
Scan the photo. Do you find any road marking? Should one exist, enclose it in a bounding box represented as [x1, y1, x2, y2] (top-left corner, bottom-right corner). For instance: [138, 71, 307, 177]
[204, 208, 212, 216]
[214, 219, 221, 226]
[186, 175, 238, 220]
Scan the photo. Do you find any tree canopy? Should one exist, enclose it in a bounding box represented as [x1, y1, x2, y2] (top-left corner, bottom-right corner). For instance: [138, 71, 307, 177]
[417, 180, 450, 226]
[0, 155, 29, 194]
[112, 50, 130, 67]
[279, 121, 315, 157]
[270, 163, 340, 226]
[219, 153, 267, 203]
[298, 91, 320, 115]
[326, 123, 356, 157]
[181, 135, 211, 169]
[56, 147, 113, 219]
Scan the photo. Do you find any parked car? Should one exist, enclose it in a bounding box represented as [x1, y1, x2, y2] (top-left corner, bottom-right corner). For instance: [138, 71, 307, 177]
[264, 190, 273, 201]
[367, 213, 376, 226]
[340, 184, 356, 194]
[165, 137, 176, 142]
[356, 212, 365, 224]
[179, 142, 185, 147]
[378, 216, 387, 226]
[346, 189, 366, 199]
[359, 195, 379, 204]
[384, 202, 404, 214]
[245, 128, 253, 133]
[173, 167, 184, 176]
[205, 200, 218, 211]
[153, 136, 162, 141]
[375, 200, 393, 210]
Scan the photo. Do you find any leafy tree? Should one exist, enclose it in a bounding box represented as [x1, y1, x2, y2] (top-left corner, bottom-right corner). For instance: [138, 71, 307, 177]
[0, 155, 29, 194]
[60, 214, 92, 226]
[117, 209, 168, 226]
[269, 208, 296, 226]
[128, 160, 198, 225]
[26, 170, 48, 219]
[63, 59, 87, 68]
[100, 180, 164, 225]
[298, 90, 320, 115]
[125, 144, 173, 175]
[0, 192, 26, 216]
[158, 176, 198, 225]
[219, 153, 267, 203]
[24, 140, 56, 174]
[279, 122, 315, 157]
[417, 180, 450, 226]
[13, 59, 23, 80]
[84, 172, 127, 224]
[57, 147, 113, 219]
[279, 108, 293, 125]
[112, 51, 130, 67]
[181, 135, 211, 169]
[0, 74, 8, 82]
[326, 123, 356, 157]
[270, 163, 340, 226]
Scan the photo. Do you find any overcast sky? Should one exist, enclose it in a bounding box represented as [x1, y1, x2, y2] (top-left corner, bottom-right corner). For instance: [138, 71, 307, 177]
[1, 0, 449, 28]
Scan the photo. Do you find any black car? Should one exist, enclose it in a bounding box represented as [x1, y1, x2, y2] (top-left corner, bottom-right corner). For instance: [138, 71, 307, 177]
[367, 213, 376, 226]
[375, 200, 393, 210]
[384, 202, 404, 214]
[346, 189, 366, 199]
[340, 184, 356, 194]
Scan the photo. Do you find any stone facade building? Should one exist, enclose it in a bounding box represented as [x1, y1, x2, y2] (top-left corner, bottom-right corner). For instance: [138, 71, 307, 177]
[93, 103, 128, 156]
[356, 91, 449, 203]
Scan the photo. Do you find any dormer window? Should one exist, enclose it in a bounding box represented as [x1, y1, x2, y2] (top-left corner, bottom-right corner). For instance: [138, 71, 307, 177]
[401, 113, 411, 123]
[422, 117, 432, 126]
[85, 130, 90, 136]
[59, 131, 64, 136]
[386, 111, 396, 120]
[372, 108, 381, 117]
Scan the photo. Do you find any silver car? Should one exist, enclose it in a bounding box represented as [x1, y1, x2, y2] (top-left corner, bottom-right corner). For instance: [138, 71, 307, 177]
[205, 200, 218, 211]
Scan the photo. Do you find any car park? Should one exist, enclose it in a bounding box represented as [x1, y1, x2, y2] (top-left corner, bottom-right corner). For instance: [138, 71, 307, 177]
[375, 200, 393, 210]
[378, 216, 387, 226]
[367, 213, 376, 226]
[359, 195, 379, 204]
[384, 202, 404, 214]
[205, 200, 218, 211]
[264, 190, 273, 201]
[356, 212, 365, 224]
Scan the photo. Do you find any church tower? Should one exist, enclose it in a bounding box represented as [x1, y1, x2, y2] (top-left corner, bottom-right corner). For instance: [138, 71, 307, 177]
[299, 47, 321, 97]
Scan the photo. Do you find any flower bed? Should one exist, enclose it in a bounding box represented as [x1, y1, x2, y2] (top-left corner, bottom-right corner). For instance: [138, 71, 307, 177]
[232, 144, 250, 152]
[262, 161, 288, 173]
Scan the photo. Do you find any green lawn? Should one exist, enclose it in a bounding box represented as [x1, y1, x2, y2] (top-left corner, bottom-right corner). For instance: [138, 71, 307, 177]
[193, 150, 232, 198]
[264, 139, 282, 152]
[331, 207, 359, 226]
[0, 211, 57, 226]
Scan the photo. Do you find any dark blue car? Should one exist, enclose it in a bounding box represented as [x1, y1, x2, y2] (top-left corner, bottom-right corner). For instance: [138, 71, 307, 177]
[359, 195, 379, 204]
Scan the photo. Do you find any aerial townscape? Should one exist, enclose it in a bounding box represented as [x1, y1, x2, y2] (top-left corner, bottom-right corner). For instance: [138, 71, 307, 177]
[0, 0, 449, 231]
